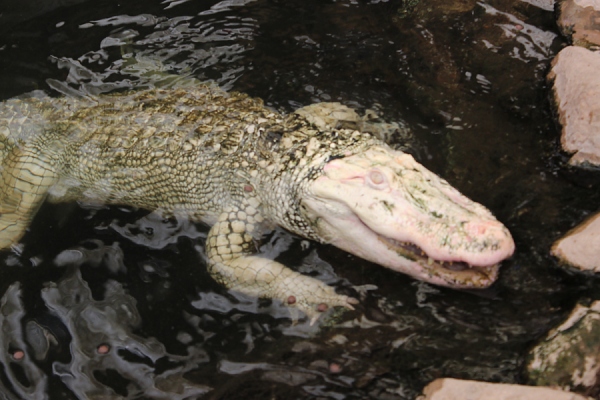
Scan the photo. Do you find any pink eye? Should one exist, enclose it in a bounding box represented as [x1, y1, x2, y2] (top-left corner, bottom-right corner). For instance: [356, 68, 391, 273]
[367, 170, 387, 189]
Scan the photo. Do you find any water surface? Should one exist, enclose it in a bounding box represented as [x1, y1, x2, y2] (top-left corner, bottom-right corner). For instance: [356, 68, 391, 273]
[0, 0, 599, 398]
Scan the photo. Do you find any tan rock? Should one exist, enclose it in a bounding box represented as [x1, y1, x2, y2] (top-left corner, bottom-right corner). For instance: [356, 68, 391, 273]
[418, 378, 590, 400]
[557, 0, 600, 48]
[548, 46, 600, 168]
[552, 211, 600, 272]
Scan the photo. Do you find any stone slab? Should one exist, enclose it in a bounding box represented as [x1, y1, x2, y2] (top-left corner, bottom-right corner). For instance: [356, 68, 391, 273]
[418, 378, 590, 400]
[527, 301, 600, 396]
[557, 0, 600, 48]
[548, 46, 600, 167]
[552, 211, 600, 272]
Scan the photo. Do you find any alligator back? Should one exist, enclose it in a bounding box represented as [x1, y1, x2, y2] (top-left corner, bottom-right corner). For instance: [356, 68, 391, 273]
[0, 85, 313, 249]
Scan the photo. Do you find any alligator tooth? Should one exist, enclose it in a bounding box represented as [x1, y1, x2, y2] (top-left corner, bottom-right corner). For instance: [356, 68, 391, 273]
[427, 257, 434, 266]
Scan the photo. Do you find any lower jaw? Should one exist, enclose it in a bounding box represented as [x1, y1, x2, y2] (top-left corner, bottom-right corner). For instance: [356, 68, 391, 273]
[379, 237, 500, 288]
[424, 263, 500, 288]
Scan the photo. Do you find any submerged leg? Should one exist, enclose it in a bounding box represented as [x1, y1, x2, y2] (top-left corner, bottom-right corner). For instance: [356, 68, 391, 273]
[0, 148, 58, 249]
[206, 206, 357, 324]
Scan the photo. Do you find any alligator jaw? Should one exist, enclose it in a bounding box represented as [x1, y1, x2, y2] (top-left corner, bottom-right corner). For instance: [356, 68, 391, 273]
[377, 236, 500, 288]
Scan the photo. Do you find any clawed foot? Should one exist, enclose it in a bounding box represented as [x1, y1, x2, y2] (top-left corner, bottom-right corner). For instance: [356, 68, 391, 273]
[280, 283, 359, 325]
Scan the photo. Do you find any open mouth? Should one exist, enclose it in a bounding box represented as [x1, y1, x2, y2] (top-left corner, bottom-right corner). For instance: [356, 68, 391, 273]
[378, 237, 499, 287]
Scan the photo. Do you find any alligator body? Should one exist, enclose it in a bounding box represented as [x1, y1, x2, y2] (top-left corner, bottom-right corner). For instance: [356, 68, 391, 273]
[0, 86, 515, 322]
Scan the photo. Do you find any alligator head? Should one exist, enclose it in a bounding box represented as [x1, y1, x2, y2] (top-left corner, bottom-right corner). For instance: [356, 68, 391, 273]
[301, 145, 515, 288]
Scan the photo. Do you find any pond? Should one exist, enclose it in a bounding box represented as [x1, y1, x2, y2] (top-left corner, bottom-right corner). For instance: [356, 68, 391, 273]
[0, 0, 599, 398]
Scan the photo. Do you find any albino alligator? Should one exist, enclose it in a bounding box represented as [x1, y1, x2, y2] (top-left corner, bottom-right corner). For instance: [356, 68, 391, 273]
[0, 85, 514, 322]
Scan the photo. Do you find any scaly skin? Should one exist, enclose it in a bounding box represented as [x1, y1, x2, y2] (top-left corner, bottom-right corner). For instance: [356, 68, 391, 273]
[0, 86, 515, 322]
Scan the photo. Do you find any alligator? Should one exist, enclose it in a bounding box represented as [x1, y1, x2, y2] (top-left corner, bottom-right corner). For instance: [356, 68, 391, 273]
[0, 85, 515, 322]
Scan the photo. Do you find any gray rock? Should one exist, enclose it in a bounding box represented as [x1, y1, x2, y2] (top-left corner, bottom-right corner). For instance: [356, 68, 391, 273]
[557, 0, 600, 48]
[417, 378, 590, 400]
[548, 46, 600, 167]
[527, 301, 600, 397]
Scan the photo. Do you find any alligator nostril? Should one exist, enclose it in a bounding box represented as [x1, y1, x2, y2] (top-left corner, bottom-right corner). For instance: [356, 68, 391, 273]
[464, 221, 490, 236]
[465, 220, 510, 240]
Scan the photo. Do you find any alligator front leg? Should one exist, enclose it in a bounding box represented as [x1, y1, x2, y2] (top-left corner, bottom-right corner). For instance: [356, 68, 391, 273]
[0, 148, 59, 249]
[206, 206, 357, 324]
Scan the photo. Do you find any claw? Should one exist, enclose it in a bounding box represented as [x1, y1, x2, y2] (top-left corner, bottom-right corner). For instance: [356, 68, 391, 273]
[309, 315, 320, 326]
[302, 295, 359, 326]
[346, 296, 359, 308]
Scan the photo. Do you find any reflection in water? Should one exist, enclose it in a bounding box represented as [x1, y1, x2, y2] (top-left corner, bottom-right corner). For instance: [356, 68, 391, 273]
[478, 2, 557, 62]
[1, 267, 210, 398]
[0, 284, 47, 399]
[47, 0, 259, 97]
[46, 269, 209, 399]
[110, 212, 205, 250]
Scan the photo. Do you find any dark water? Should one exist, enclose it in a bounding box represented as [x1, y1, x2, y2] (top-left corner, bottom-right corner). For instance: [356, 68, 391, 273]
[0, 0, 599, 398]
